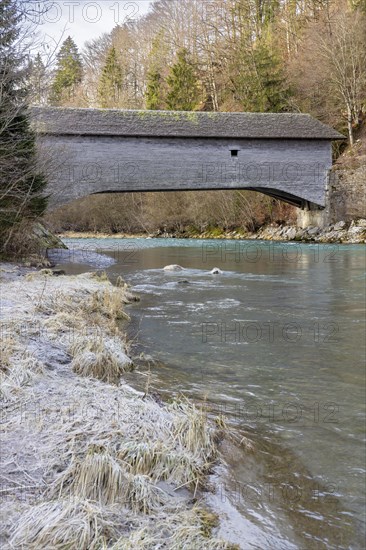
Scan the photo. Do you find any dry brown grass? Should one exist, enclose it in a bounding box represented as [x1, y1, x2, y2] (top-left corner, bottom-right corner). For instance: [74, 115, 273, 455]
[70, 335, 133, 384]
[2, 271, 234, 549]
[10, 497, 121, 549]
[124, 473, 168, 514]
[35, 278, 134, 385]
[52, 445, 167, 513]
[36, 283, 130, 324]
[108, 506, 239, 549]
[53, 445, 127, 504]
[107, 528, 156, 549]
[170, 399, 217, 461]
[25, 268, 54, 281]
[118, 440, 205, 490]
[86, 288, 131, 321]
[0, 337, 14, 373]
[0, 339, 44, 402]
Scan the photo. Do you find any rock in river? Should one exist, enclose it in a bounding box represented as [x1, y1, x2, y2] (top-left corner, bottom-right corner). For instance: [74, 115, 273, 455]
[163, 265, 185, 271]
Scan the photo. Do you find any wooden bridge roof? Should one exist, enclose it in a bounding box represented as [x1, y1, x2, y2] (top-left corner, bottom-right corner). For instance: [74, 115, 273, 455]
[31, 107, 345, 140]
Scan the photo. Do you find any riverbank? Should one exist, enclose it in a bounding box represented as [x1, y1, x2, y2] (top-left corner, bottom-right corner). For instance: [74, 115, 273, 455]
[0, 264, 237, 549]
[59, 218, 366, 244]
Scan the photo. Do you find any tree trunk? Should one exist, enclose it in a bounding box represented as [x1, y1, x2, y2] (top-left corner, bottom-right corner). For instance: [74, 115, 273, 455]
[347, 104, 354, 146]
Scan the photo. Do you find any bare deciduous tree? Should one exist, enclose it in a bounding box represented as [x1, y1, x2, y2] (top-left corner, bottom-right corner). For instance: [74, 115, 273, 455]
[289, 2, 366, 143]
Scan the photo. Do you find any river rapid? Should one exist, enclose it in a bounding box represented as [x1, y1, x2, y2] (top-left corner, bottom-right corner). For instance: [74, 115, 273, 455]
[52, 238, 365, 550]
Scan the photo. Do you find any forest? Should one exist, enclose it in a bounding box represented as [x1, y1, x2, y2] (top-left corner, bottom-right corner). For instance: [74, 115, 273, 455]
[20, 0, 366, 234]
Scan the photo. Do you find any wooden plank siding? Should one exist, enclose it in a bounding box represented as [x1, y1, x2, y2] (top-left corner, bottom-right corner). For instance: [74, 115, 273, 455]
[31, 108, 345, 209]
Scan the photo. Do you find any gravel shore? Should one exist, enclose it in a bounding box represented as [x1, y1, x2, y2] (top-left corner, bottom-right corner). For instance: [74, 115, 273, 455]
[59, 218, 366, 244]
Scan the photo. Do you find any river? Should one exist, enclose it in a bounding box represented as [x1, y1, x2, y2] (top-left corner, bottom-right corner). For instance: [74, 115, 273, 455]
[52, 237, 365, 550]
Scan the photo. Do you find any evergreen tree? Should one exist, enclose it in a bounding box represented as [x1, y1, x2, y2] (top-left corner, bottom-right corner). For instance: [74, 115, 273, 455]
[145, 32, 168, 110]
[234, 40, 291, 112]
[50, 36, 83, 105]
[98, 46, 123, 108]
[145, 68, 164, 110]
[166, 49, 201, 111]
[28, 53, 47, 105]
[0, 0, 48, 254]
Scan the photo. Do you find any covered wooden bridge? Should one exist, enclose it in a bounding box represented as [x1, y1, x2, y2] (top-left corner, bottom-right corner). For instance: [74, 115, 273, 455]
[31, 107, 344, 209]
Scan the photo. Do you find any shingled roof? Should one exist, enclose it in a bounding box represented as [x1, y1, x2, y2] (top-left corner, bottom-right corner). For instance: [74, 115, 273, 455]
[30, 107, 345, 140]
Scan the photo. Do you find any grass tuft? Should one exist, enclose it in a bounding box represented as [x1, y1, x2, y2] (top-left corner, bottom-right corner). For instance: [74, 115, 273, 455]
[54, 445, 127, 504]
[10, 497, 119, 549]
[71, 335, 133, 384]
[89, 271, 110, 282]
[37, 285, 130, 322]
[87, 288, 131, 321]
[53, 445, 167, 513]
[124, 473, 167, 514]
[109, 507, 238, 549]
[0, 337, 14, 373]
[108, 527, 156, 549]
[0, 351, 44, 402]
[72, 351, 125, 384]
[118, 440, 204, 489]
[170, 399, 217, 461]
[25, 268, 54, 281]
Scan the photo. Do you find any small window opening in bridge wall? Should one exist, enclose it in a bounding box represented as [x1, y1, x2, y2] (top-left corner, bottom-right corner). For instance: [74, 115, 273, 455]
[230, 149, 239, 157]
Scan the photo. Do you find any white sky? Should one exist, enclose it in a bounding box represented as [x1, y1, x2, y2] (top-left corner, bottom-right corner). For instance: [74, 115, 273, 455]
[25, 1, 153, 54]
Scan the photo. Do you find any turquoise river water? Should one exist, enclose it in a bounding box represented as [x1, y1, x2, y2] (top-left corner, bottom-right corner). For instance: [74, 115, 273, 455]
[54, 238, 365, 550]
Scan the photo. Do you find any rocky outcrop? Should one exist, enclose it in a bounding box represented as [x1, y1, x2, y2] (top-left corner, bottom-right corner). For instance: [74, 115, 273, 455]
[33, 223, 67, 250]
[252, 219, 366, 243]
[326, 165, 366, 224]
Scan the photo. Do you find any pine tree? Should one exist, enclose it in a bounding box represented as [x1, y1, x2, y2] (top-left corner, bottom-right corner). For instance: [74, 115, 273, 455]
[166, 49, 201, 111]
[234, 40, 291, 112]
[145, 32, 168, 110]
[145, 69, 164, 110]
[0, 0, 48, 255]
[28, 53, 47, 105]
[49, 36, 83, 106]
[98, 46, 123, 108]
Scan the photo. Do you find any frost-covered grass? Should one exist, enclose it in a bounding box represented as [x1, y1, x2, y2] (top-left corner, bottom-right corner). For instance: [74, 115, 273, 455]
[53, 445, 127, 504]
[0, 334, 44, 401]
[10, 497, 122, 549]
[0, 267, 237, 549]
[109, 507, 237, 550]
